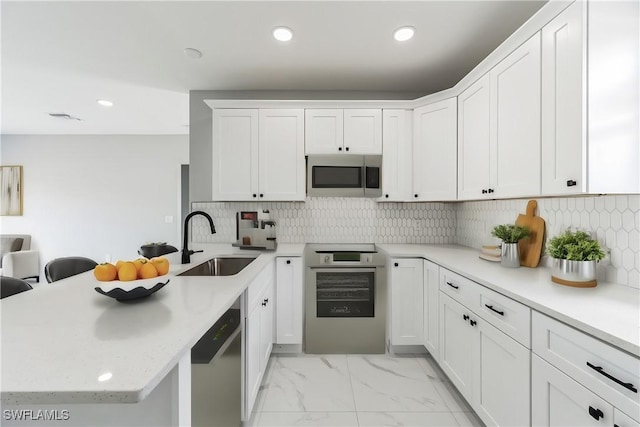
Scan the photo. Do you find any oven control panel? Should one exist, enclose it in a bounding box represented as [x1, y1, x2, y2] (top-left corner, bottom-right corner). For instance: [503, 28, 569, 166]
[315, 251, 379, 266]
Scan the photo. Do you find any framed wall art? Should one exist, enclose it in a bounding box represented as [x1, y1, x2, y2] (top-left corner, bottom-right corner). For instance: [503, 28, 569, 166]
[1, 165, 23, 216]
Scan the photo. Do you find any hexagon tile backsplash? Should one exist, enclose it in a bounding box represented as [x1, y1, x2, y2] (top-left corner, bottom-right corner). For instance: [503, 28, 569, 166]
[192, 194, 639, 288]
[456, 195, 640, 288]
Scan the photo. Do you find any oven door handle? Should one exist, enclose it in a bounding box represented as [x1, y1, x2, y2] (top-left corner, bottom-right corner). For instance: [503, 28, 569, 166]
[308, 267, 379, 274]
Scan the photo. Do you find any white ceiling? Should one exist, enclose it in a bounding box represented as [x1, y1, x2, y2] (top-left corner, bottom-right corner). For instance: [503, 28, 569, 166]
[1, 0, 546, 135]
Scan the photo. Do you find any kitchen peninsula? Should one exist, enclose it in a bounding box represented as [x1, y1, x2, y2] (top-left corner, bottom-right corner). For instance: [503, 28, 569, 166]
[0, 244, 303, 426]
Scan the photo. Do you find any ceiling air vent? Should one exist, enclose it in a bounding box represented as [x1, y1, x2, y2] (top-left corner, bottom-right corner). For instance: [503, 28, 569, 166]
[49, 113, 82, 121]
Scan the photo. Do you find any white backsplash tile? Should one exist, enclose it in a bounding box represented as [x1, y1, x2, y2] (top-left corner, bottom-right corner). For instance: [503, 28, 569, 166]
[456, 195, 640, 289]
[191, 194, 639, 289]
[191, 198, 457, 245]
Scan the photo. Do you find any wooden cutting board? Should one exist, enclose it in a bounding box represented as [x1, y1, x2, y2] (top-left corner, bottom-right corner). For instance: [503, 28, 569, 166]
[515, 200, 545, 267]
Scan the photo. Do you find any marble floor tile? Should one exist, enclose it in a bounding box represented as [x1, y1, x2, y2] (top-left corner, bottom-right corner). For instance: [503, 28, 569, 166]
[452, 411, 485, 427]
[262, 355, 356, 412]
[357, 411, 459, 427]
[432, 379, 474, 413]
[347, 355, 449, 413]
[257, 412, 359, 426]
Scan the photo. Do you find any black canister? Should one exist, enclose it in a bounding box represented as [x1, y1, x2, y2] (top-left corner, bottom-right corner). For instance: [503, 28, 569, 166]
[138, 243, 178, 258]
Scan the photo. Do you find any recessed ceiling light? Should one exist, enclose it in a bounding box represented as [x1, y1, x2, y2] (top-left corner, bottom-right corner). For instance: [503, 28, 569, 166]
[394, 26, 415, 42]
[183, 48, 203, 59]
[97, 99, 113, 107]
[273, 27, 293, 42]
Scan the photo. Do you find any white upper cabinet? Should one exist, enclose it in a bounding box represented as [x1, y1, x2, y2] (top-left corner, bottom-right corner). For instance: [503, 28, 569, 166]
[491, 32, 541, 199]
[380, 109, 412, 201]
[458, 33, 542, 200]
[343, 109, 383, 154]
[212, 109, 259, 201]
[212, 108, 305, 201]
[258, 109, 306, 201]
[458, 74, 491, 200]
[541, 1, 640, 195]
[305, 109, 382, 155]
[304, 109, 343, 154]
[412, 98, 458, 201]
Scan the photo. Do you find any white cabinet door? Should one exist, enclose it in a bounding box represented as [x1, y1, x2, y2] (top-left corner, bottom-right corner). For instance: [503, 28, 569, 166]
[390, 258, 424, 346]
[245, 304, 262, 417]
[305, 109, 343, 154]
[275, 257, 303, 345]
[259, 279, 274, 372]
[490, 32, 542, 198]
[380, 109, 412, 201]
[212, 109, 258, 201]
[475, 318, 530, 427]
[541, 1, 585, 195]
[343, 109, 382, 154]
[532, 354, 613, 427]
[458, 74, 492, 200]
[423, 260, 439, 361]
[258, 109, 305, 201]
[439, 293, 476, 401]
[412, 98, 457, 201]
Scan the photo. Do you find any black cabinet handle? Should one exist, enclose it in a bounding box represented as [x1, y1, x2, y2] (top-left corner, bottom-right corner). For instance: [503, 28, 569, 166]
[259, 194, 264, 198]
[588, 406, 603, 421]
[338, 147, 342, 151]
[385, 194, 389, 198]
[586, 362, 638, 393]
[485, 304, 505, 316]
[463, 314, 469, 321]
[567, 180, 577, 187]
[482, 189, 487, 194]
[414, 194, 418, 198]
[470, 319, 477, 326]
[446, 281, 459, 290]
[345, 147, 349, 152]
[262, 298, 269, 306]
[394, 262, 399, 267]
[286, 260, 291, 264]
[488, 188, 494, 193]
[252, 194, 257, 198]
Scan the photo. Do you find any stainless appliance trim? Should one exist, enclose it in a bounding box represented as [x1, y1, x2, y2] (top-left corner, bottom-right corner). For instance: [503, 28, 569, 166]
[304, 244, 386, 354]
[307, 155, 382, 197]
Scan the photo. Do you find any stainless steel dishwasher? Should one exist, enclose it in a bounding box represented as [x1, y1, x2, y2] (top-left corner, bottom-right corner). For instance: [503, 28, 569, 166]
[191, 298, 242, 427]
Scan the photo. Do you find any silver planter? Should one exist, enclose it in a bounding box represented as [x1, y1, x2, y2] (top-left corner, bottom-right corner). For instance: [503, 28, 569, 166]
[552, 258, 597, 282]
[501, 243, 520, 268]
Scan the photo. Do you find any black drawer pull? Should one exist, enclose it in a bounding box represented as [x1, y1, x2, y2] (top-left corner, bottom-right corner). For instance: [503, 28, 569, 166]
[482, 189, 487, 194]
[286, 260, 291, 264]
[262, 298, 269, 306]
[586, 362, 638, 393]
[485, 304, 505, 316]
[446, 281, 459, 290]
[588, 406, 603, 421]
[470, 319, 477, 327]
[567, 179, 577, 187]
[394, 262, 399, 267]
[488, 188, 494, 193]
[463, 314, 469, 321]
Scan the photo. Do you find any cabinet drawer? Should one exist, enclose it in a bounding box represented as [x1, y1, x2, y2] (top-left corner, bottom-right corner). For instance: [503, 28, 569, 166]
[476, 285, 531, 348]
[532, 311, 640, 421]
[247, 262, 274, 311]
[439, 268, 479, 310]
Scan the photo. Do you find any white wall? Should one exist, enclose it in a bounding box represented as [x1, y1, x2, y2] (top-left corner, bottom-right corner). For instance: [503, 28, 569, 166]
[0, 134, 188, 283]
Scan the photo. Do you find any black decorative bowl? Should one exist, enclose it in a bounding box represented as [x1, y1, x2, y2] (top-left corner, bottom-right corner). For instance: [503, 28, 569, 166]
[95, 278, 170, 302]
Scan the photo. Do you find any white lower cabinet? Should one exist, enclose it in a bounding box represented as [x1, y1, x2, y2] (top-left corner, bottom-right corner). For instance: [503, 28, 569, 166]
[423, 260, 439, 361]
[245, 263, 275, 419]
[439, 289, 530, 426]
[532, 354, 613, 427]
[389, 258, 424, 346]
[275, 257, 303, 345]
[439, 293, 475, 401]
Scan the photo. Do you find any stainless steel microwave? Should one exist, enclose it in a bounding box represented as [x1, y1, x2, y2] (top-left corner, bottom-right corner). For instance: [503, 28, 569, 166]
[307, 155, 382, 197]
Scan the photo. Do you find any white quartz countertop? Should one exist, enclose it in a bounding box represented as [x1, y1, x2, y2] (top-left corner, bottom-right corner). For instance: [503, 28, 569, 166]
[377, 244, 640, 357]
[0, 244, 304, 405]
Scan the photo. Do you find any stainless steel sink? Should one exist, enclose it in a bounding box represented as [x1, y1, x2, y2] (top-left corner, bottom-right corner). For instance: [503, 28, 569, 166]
[178, 257, 257, 277]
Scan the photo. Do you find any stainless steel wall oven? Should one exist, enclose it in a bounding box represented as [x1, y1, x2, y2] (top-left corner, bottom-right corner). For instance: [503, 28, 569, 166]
[305, 244, 386, 353]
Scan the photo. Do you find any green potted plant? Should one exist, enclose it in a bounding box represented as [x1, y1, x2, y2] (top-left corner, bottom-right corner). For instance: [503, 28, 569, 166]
[546, 229, 605, 287]
[491, 224, 531, 268]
